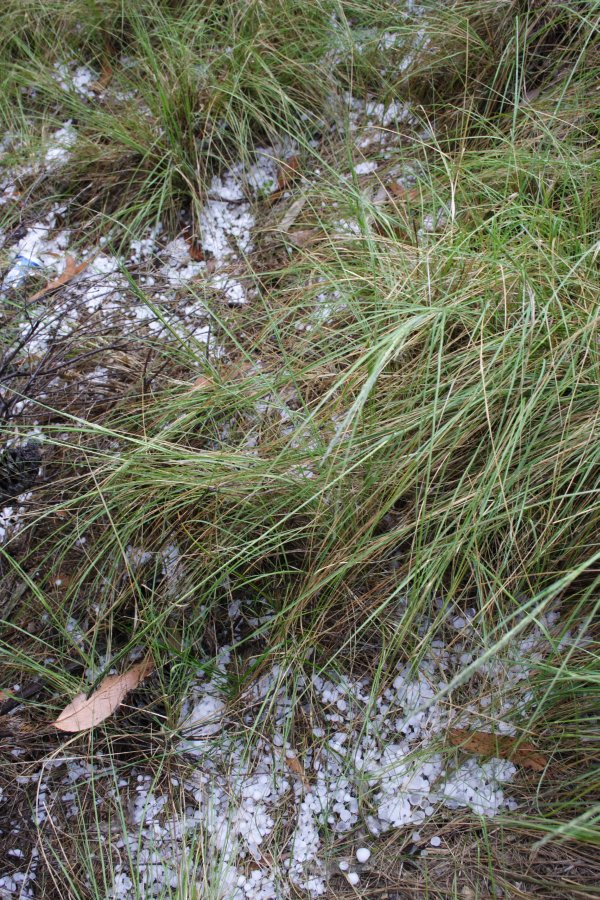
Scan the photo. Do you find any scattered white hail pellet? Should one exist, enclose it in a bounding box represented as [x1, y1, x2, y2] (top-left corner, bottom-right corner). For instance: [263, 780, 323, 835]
[347, 872, 360, 886]
[53, 63, 98, 99]
[44, 122, 77, 167]
[353, 160, 378, 175]
[430, 835, 442, 847]
[356, 847, 371, 863]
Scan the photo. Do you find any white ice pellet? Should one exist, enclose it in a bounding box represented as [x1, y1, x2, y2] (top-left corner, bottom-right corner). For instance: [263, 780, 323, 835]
[353, 160, 378, 175]
[347, 872, 360, 886]
[356, 847, 371, 863]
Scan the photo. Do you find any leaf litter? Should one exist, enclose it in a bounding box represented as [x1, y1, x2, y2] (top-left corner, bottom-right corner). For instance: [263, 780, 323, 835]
[53, 654, 154, 732]
[448, 728, 548, 773]
[28, 253, 90, 302]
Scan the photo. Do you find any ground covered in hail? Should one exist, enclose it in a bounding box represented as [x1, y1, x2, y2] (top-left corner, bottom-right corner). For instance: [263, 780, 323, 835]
[0, 603, 568, 898]
[0, 0, 599, 898]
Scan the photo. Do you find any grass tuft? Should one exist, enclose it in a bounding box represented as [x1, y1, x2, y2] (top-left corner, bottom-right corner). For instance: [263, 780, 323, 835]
[1, 0, 599, 896]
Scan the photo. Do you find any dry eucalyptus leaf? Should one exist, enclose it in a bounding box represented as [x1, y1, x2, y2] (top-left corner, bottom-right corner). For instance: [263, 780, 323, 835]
[277, 154, 301, 191]
[190, 374, 214, 391]
[185, 236, 205, 261]
[265, 156, 302, 206]
[29, 255, 90, 302]
[53, 654, 153, 733]
[284, 750, 310, 789]
[287, 229, 316, 248]
[91, 61, 113, 93]
[278, 196, 307, 233]
[449, 728, 547, 772]
[388, 182, 419, 202]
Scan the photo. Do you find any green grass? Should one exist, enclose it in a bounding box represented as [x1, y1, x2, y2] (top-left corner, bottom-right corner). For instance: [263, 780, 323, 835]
[1, 0, 599, 896]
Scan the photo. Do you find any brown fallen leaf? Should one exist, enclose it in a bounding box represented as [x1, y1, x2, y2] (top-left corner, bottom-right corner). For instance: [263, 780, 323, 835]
[190, 374, 214, 391]
[53, 654, 154, 733]
[448, 728, 547, 772]
[90, 61, 113, 94]
[264, 156, 302, 206]
[388, 182, 420, 202]
[185, 236, 205, 262]
[277, 155, 301, 191]
[287, 229, 317, 248]
[29, 255, 91, 302]
[523, 84, 542, 105]
[276, 195, 307, 232]
[52, 574, 74, 590]
[283, 749, 310, 789]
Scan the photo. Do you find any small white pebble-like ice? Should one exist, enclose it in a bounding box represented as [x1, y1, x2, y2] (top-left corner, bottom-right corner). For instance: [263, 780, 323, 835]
[353, 160, 378, 175]
[356, 847, 371, 863]
[347, 872, 360, 886]
[430, 835, 442, 847]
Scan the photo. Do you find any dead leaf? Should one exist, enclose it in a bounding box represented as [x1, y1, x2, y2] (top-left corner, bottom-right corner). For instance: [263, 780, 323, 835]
[283, 750, 310, 789]
[287, 229, 316, 248]
[277, 155, 301, 191]
[264, 156, 302, 206]
[389, 182, 419, 202]
[29, 255, 90, 302]
[185, 236, 205, 261]
[52, 574, 73, 590]
[190, 374, 214, 391]
[91, 61, 113, 93]
[52, 654, 154, 733]
[448, 728, 547, 772]
[277, 196, 307, 233]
